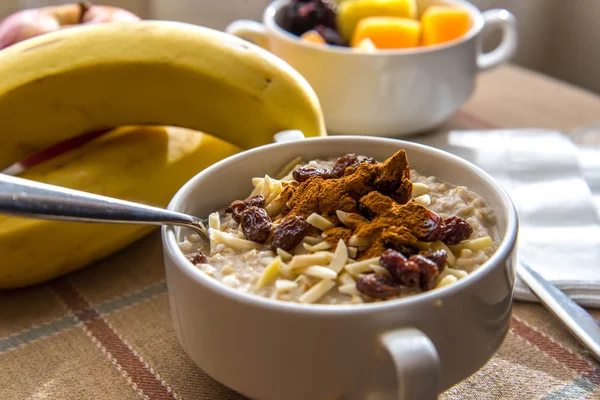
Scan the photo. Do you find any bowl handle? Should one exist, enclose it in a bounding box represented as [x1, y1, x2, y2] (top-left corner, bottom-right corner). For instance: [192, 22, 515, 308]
[225, 19, 269, 50]
[477, 9, 518, 71]
[379, 328, 441, 400]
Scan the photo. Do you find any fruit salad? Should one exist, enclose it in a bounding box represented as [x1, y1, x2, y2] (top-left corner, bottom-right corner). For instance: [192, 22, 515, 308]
[280, 0, 472, 51]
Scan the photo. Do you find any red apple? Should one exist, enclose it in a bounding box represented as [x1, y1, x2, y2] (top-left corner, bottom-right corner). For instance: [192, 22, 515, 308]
[0, 2, 140, 50]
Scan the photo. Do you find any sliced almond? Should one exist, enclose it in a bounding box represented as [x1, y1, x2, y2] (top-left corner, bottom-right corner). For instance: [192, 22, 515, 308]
[210, 230, 262, 250]
[298, 279, 335, 304]
[412, 182, 431, 198]
[288, 252, 334, 269]
[208, 212, 220, 250]
[338, 283, 360, 296]
[448, 236, 493, 254]
[370, 264, 390, 276]
[252, 177, 263, 187]
[300, 266, 338, 280]
[276, 247, 293, 262]
[303, 235, 323, 245]
[256, 257, 281, 290]
[344, 257, 380, 276]
[336, 210, 351, 224]
[337, 272, 355, 286]
[347, 246, 358, 259]
[250, 181, 264, 197]
[275, 279, 298, 292]
[303, 241, 332, 252]
[413, 194, 431, 206]
[435, 275, 458, 289]
[307, 213, 336, 231]
[328, 239, 348, 274]
[348, 235, 371, 249]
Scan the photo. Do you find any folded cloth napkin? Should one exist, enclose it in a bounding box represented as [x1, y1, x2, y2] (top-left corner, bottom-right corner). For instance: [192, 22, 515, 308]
[414, 129, 600, 308]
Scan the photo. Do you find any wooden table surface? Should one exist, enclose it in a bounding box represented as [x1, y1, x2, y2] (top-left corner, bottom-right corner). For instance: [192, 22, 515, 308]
[2, 64, 600, 400]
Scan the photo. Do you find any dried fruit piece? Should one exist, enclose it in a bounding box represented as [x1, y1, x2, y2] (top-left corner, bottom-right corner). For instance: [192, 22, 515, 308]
[314, 25, 345, 46]
[332, 153, 359, 178]
[226, 195, 265, 222]
[419, 208, 445, 242]
[271, 215, 313, 251]
[379, 248, 419, 288]
[409, 254, 439, 291]
[240, 206, 272, 243]
[441, 216, 473, 245]
[422, 5, 471, 46]
[423, 249, 447, 272]
[286, 0, 337, 36]
[356, 273, 401, 299]
[300, 29, 327, 44]
[190, 252, 207, 265]
[292, 166, 332, 182]
[351, 17, 421, 49]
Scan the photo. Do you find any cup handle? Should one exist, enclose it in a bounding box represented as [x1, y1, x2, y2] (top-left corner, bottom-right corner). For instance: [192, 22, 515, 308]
[225, 19, 269, 49]
[379, 328, 441, 400]
[477, 9, 518, 71]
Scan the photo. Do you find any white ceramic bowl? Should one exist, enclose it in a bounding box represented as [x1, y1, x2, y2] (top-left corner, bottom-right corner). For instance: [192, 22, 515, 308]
[226, 0, 517, 137]
[162, 136, 518, 400]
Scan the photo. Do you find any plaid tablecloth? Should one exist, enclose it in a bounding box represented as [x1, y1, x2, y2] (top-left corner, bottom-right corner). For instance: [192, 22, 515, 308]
[2, 65, 600, 399]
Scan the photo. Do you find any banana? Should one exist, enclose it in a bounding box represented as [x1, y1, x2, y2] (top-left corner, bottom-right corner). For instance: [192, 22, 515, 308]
[0, 126, 242, 289]
[0, 20, 326, 169]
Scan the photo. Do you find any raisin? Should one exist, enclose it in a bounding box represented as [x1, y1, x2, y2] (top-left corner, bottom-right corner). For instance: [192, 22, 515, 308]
[441, 216, 473, 245]
[189, 252, 207, 265]
[419, 209, 445, 242]
[226, 195, 265, 222]
[424, 250, 447, 272]
[314, 25, 345, 46]
[356, 273, 402, 299]
[285, 0, 337, 36]
[331, 154, 359, 178]
[409, 255, 439, 291]
[240, 206, 272, 243]
[379, 249, 419, 288]
[357, 201, 376, 220]
[292, 166, 332, 182]
[271, 215, 312, 251]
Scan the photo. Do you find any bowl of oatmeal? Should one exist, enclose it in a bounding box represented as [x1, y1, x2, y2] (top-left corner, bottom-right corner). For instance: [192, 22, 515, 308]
[162, 136, 518, 400]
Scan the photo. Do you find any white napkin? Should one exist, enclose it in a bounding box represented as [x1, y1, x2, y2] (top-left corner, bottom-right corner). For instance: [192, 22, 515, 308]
[414, 129, 600, 308]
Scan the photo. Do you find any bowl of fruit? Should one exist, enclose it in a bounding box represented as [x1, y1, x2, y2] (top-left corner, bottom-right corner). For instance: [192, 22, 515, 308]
[226, 0, 517, 137]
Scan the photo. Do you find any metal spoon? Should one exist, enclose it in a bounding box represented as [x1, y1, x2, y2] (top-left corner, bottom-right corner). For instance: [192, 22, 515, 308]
[0, 173, 208, 236]
[517, 261, 600, 363]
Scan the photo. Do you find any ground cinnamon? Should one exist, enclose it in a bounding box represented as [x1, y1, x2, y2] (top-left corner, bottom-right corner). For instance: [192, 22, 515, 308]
[282, 150, 438, 259]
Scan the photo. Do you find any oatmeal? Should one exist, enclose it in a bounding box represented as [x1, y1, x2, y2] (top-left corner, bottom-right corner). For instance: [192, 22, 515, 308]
[179, 151, 499, 305]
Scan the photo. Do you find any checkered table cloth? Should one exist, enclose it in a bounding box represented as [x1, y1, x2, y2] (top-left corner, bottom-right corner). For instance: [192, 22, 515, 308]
[2, 65, 600, 399]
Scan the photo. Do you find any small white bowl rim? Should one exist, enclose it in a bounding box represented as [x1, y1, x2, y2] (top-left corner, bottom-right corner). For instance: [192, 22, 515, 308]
[163, 136, 518, 315]
[263, 0, 485, 56]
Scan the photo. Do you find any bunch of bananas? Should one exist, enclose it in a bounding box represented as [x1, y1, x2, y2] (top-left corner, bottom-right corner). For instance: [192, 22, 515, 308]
[0, 21, 326, 288]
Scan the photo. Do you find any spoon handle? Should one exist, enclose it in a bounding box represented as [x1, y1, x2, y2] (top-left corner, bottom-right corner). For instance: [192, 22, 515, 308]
[0, 173, 206, 234]
[517, 261, 600, 363]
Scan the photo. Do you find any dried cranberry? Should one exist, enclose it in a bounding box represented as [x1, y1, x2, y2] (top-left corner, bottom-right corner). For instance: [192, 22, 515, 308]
[271, 215, 312, 251]
[423, 250, 447, 272]
[356, 273, 402, 299]
[362, 157, 377, 165]
[419, 209, 445, 242]
[331, 154, 359, 178]
[240, 206, 272, 243]
[292, 166, 332, 182]
[190, 252, 207, 265]
[314, 25, 345, 46]
[441, 216, 473, 245]
[379, 249, 419, 288]
[409, 255, 439, 291]
[285, 0, 337, 36]
[226, 195, 265, 222]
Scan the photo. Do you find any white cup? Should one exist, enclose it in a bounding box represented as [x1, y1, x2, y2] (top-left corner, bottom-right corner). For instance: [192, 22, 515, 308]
[226, 0, 517, 137]
[162, 136, 519, 400]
